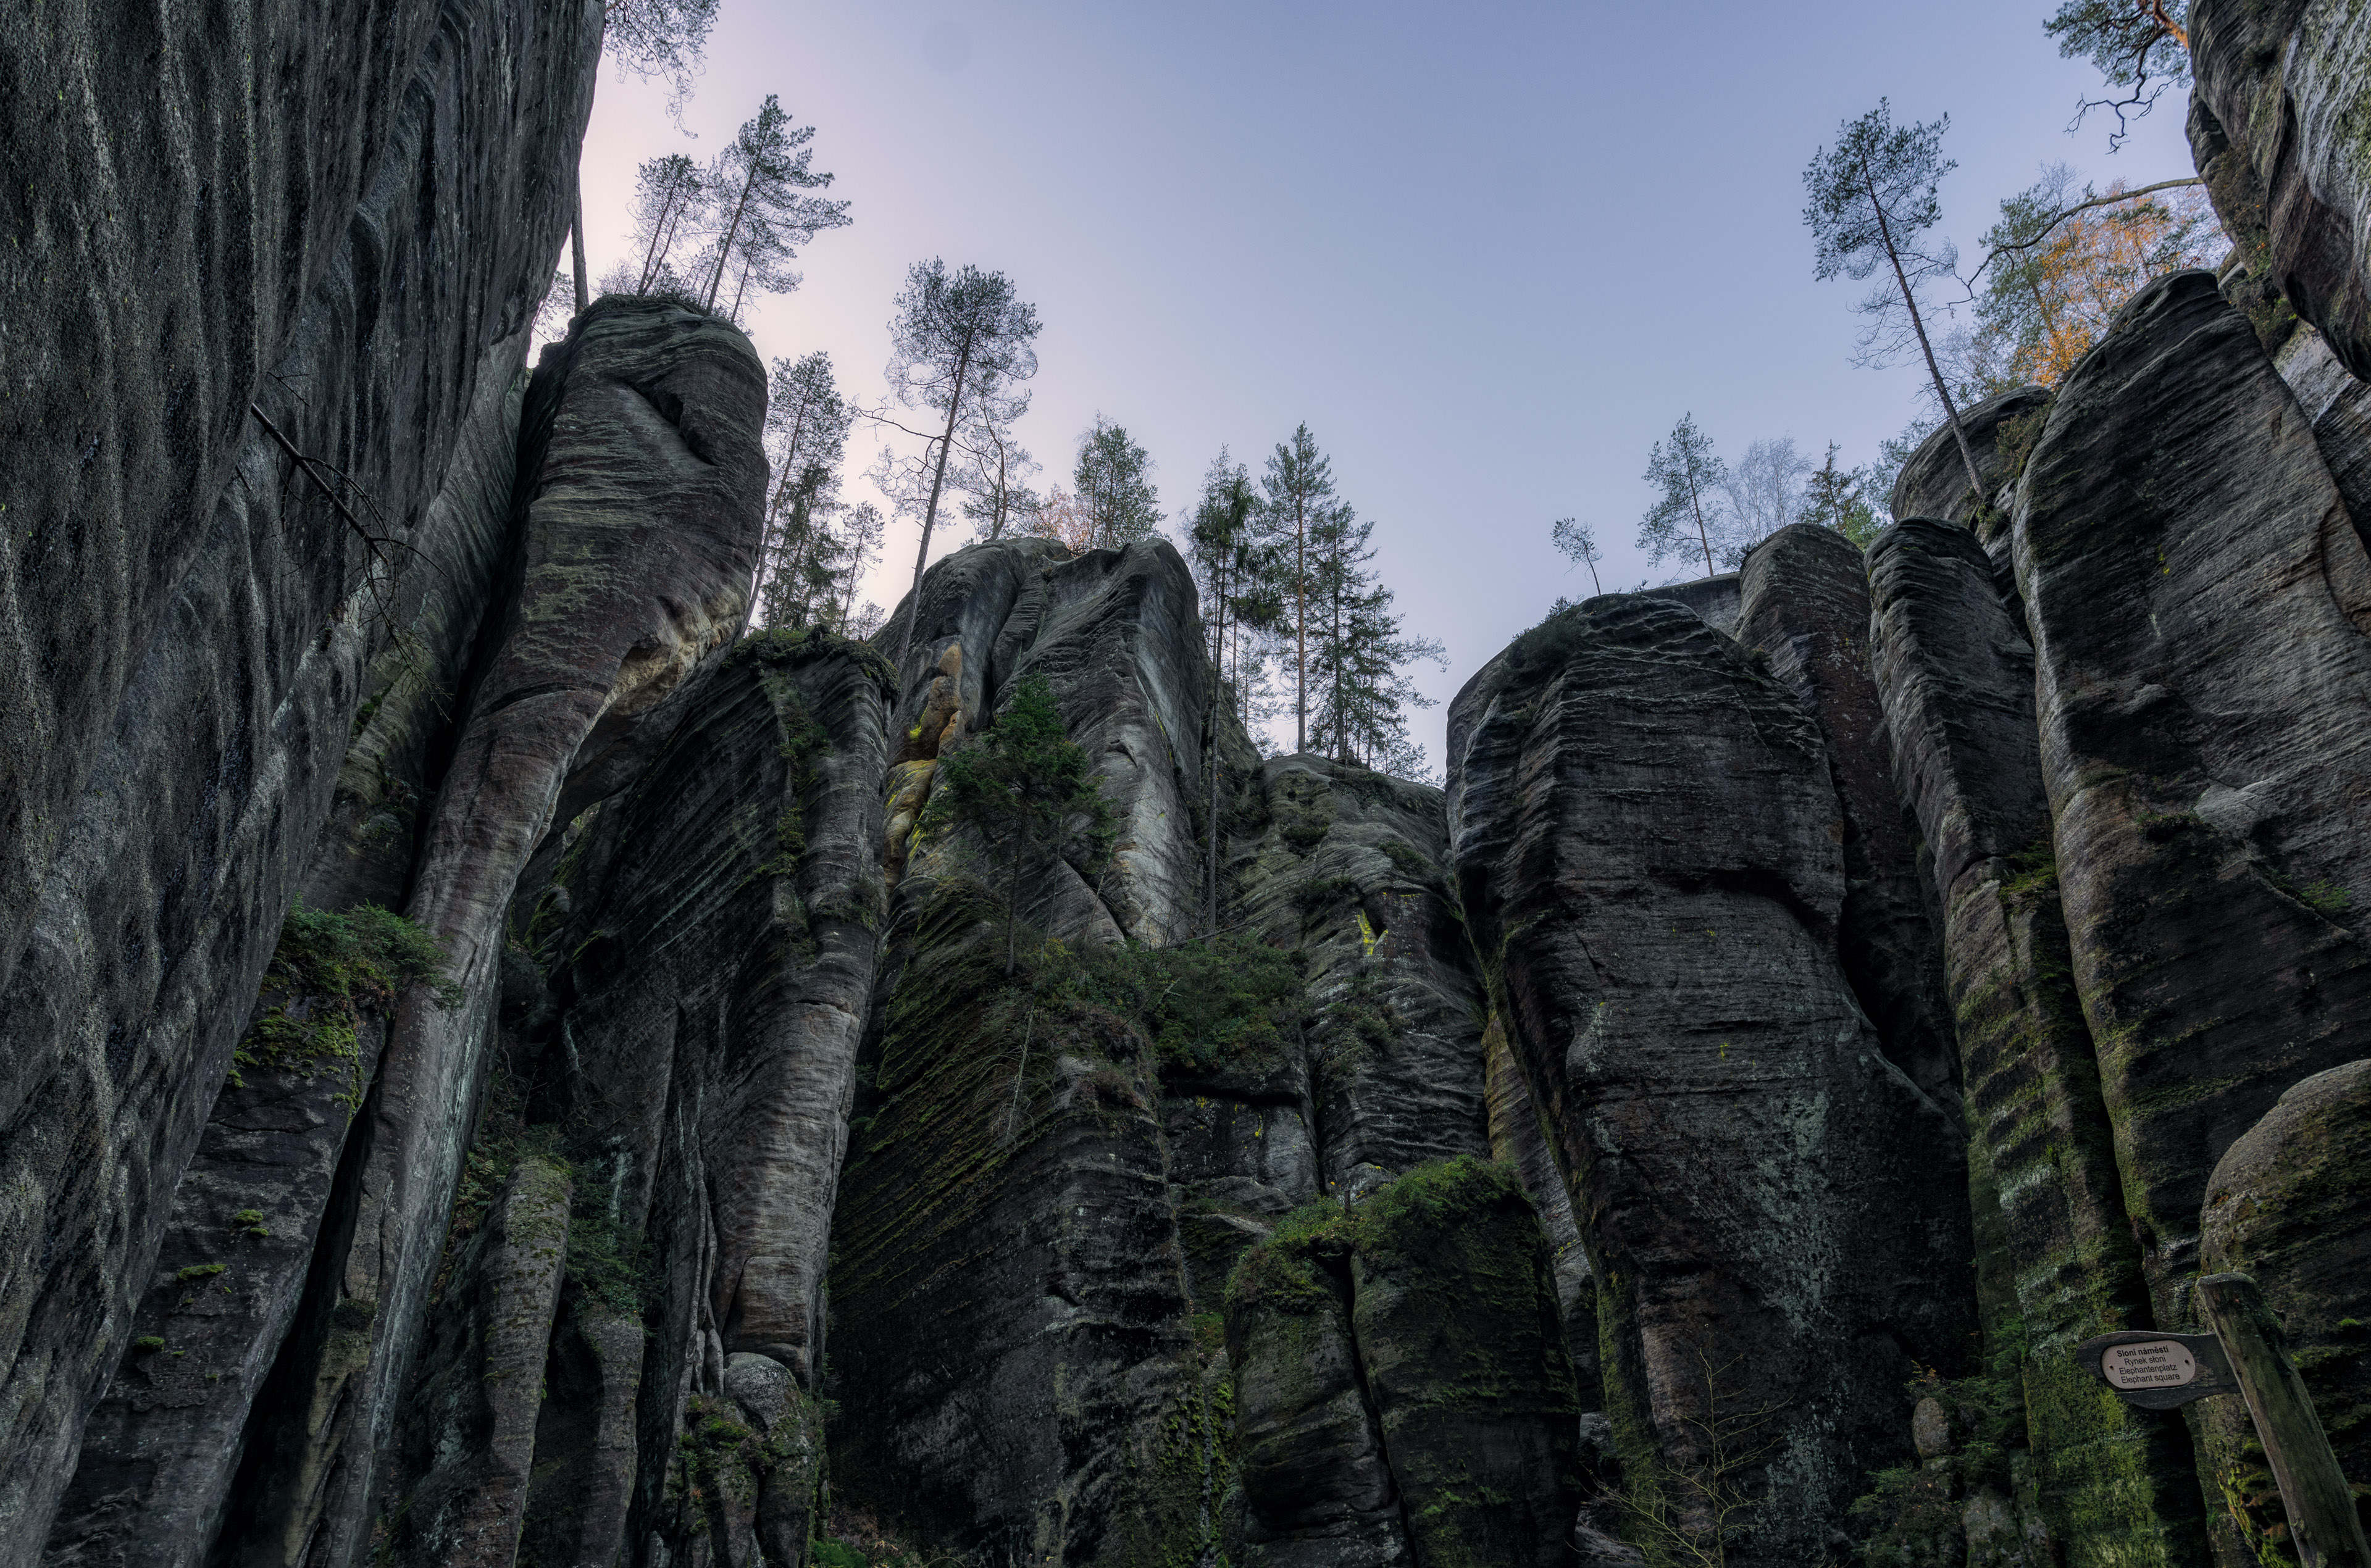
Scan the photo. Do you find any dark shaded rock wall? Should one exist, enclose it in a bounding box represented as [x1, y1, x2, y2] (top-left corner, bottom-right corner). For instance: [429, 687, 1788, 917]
[0, 0, 437, 992]
[210, 296, 767, 1566]
[1865, 519, 2207, 1564]
[1890, 385, 2052, 576]
[385, 1157, 573, 1568]
[830, 540, 1232, 1564]
[507, 628, 892, 1567]
[1231, 754, 1491, 1202]
[1737, 522, 1958, 1108]
[1447, 593, 1974, 1566]
[1347, 1159, 1579, 1567]
[1227, 1219, 1411, 1568]
[0, 0, 599, 1546]
[40, 354, 533, 1568]
[2191, 0, 2371, 380]
[2014, 270, 2371, 1322]
[1225, 1159, 1580, 1568]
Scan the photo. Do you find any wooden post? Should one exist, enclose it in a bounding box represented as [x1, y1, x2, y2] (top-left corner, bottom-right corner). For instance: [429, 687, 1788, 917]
[2194, 1272, 2371, 1568]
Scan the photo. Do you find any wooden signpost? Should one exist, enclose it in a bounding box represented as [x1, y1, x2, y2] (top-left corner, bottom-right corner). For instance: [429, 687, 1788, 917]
[2078, 1272, 2370, 1568]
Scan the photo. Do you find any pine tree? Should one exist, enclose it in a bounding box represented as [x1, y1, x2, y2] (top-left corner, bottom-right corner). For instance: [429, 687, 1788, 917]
[957, 391, 1040, 543]
[1187, 455, 1284, 933]
[1256, 425, 1339, 753]
[1803, 102, 1982, 495]
[1804, 443, 1880, 548]
[693, 95, 850, 315]
[1073, 418, 1161, 549]
[750, 352, 853, 632]
[932, 675, 1115, 976]
[877, 259, 1043, 664]
[625, 154, 703, 295]
[1305, 503, 1444, 775]
[1550, 517, 1605, 596]
[832, 503, 885, 628]
[1638, 414, 1731, 577]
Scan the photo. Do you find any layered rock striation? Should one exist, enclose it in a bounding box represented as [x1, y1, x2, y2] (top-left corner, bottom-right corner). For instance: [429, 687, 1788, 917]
[1447, 594, 1975, 1566]
[0, 0, 600, 1548]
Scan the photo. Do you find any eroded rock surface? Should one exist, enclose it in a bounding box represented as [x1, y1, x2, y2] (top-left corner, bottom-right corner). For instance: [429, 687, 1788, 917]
[2191, 0, 2371, 380]
[1866, 518, 2204, 1562]
[1739, 523, 1957, 1107]
[2197, 1059, 2371, 1558]
[1448, 593, 1973, 1566]
[0, 0, 597, 1542]
[1890, 385, 2052, 589]
[514, 628, 892, 1566]
[215, 294, 767, 1565]
[1232, 755, 1491, 1201]
[2015, 270, 2371, 1325]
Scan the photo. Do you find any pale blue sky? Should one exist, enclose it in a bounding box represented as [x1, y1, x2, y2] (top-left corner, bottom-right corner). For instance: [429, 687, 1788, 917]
[572, 2, 2196, 766]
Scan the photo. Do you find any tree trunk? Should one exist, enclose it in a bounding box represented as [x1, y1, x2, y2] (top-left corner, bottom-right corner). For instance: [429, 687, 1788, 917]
[1294, 498, 1307, 754]
[571, 192, 590, 314]
[1684, 472, 1715, 576]
[1865, 164, 1984, 496]
[703, 165, 758, 311]
[896, 335, 977, 667]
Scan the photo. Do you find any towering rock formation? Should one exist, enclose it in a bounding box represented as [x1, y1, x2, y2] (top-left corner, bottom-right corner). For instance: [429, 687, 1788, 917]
[0, 0, 601, 1549]
[2015, 270, 2371, 1319]
[1867, 518, 2206, 1562]
[1737, 523, 1957, 1109]
[2191, 0, 2371, 380]
[13, 6, 2371, 1562]
[1447, 594, 1974, 1567]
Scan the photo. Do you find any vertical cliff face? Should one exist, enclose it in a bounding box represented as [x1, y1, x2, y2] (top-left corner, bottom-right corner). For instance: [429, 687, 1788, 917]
[1865, 520, 2199, 1563]
[0, 0, 601, 1550]
[1737, 522, 1958, 1111]
[1447, 594, 1975, 1567]
[488, 627, 892, 1568]
[2191, 0, 2371, 380]
[2015, 270, 2371, 1320]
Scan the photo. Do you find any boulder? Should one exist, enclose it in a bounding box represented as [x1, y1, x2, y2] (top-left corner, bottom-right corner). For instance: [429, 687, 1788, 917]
[1447, 594, 1973, 1566]
[2196, 1059, 2371, 1558]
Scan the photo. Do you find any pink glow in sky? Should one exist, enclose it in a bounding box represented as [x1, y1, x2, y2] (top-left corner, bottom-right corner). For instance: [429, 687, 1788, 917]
[566, 2, 2195, 767]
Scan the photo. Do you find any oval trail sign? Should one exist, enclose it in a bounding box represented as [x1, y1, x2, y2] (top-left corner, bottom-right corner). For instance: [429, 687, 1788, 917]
[2102, 1339, 2196, 1390]
[2076, 1328, 2237, 1409]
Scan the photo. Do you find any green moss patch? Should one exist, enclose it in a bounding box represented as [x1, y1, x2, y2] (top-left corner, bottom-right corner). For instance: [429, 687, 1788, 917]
[232, 902, 461, 1094]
